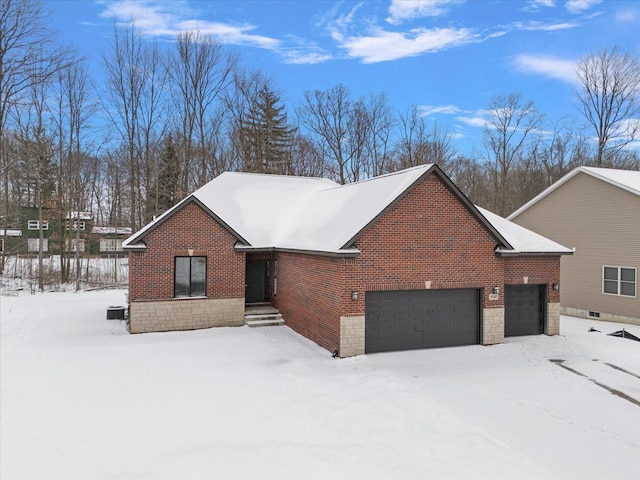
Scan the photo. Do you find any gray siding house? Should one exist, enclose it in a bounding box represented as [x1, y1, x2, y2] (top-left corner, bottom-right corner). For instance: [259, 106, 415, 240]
[508, 167, 640, 325]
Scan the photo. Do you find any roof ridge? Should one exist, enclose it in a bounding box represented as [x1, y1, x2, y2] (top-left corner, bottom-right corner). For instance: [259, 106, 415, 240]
[221, 171, 336, 182]
[321, 164, 433, 191]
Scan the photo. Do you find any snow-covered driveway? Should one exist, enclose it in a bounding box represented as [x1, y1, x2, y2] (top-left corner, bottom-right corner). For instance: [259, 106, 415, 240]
[1, 290, 639, 479]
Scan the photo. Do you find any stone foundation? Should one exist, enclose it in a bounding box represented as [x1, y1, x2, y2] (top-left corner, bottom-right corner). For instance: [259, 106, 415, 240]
[483, 308, 505, 345]
[129, 297, 244, 333]
[339, 315, 365, 358]
[546, 302, 561, 335]
[561, 306, 640, 326]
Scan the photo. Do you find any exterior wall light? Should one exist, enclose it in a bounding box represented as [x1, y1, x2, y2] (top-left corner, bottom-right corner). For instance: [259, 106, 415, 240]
[351, 291, 359, 300]
[552, 283, 560, 290]
[492, 286, 500, 295]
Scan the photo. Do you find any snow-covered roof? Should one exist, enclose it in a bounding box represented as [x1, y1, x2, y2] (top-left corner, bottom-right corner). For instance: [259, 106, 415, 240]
[508, 166, 640, 220]
[67, 211, 93, 220]
[92, 226, 132, 236]
[477, 207, 573, 255]
[125, 165, 570, 256]
[0, 229, 22, 237]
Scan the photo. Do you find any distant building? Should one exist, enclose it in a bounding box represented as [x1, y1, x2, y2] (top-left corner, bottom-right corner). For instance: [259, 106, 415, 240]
[0, 207, 131, 257]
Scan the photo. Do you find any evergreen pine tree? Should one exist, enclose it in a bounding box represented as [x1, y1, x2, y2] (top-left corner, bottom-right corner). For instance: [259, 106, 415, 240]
[240, 86, 296, 174]
[157, 134, 180, 213]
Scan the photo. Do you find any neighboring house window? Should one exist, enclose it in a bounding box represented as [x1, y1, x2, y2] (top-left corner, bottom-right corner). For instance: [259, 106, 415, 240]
[28, 238, 48, 252]
[603, 266, 636, 297]
[28, 220, 48, 230]
[66, 220, 86, 231]
[65, 239, 85, 252]
[175, 256, 206, 297]
[100, 239, 123, 252]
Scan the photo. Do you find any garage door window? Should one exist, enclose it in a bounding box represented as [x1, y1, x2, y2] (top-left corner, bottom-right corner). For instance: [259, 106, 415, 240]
[603, 266, 636, 297]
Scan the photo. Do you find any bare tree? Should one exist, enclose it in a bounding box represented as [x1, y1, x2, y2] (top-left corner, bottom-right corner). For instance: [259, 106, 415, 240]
[482, 93, 544, 216]
[102, 23, 166, 230]
[362, 93, 394, 176]
[54, 60, 96, 289]
[289, 133, 325, 177]
[0, 0, 70, 272]
[15, 61, 56, 291]
[575, 47, 640, 166]
[536, 118, 589, 186]
[298, 84, 371, 184]
[167, 31, 236, 191]
[393, 105, 456, 171]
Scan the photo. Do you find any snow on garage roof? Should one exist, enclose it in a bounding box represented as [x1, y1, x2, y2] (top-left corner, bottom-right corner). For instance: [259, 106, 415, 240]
[508, 166, 640, 220]
[477, 206, 573, 255]
[125, 164, 570, 256]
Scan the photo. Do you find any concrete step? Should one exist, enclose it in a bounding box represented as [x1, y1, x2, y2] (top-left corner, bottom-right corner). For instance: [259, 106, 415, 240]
[245, 314, 285, 327]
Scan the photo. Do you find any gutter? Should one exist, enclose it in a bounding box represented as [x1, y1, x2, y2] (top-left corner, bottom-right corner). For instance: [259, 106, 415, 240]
[234, 244, 361, 258]
[495, 249, 574, 257]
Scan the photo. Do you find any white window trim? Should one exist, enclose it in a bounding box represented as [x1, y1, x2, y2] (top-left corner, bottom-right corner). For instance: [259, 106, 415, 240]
[66, 220, 86, 231]
[27, 238, 48, 252]
[65, 239, 86, 252]
[27, 220, 48, 230]
[100, 238, 123, 252]
[602, 265, 637, 298]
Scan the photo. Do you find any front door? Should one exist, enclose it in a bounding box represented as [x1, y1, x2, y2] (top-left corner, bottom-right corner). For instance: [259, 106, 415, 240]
[245, 260, 269, 303]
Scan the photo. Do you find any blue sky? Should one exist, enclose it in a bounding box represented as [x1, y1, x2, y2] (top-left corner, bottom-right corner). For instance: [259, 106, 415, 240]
[45, 0, 640, 153]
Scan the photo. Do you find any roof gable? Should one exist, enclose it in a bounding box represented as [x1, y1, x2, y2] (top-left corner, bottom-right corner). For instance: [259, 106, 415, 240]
[508, 166, 640, 220]
[123, 196, 249, 250]
[339, 165, 513, 251]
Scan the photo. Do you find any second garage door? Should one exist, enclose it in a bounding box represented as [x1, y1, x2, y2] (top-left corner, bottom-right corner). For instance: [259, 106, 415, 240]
[504, 284, 545, 337]
[365, 289, 480, 353]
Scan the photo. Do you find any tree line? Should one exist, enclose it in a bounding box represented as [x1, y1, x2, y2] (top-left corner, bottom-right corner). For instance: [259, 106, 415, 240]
[2, 0, 639, 276]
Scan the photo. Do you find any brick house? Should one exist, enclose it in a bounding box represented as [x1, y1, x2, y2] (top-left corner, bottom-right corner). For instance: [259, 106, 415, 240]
[123, 164, 571, 357]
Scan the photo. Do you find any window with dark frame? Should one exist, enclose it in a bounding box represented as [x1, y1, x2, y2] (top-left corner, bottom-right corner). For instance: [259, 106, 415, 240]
[603, 266, 636, 297]
[175, 256, 206, 297]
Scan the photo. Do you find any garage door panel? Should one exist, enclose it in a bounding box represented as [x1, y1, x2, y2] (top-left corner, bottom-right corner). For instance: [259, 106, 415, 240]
[365, 289, 479, 353]
[505, 284, 544, 337]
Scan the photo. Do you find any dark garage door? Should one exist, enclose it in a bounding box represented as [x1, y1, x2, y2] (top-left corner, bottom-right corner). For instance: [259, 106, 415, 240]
[365, 289, 480, 353]
[505, 284, 545, 337]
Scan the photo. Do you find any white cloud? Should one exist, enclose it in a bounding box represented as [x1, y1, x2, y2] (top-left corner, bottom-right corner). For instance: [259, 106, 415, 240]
[513, 20, 578, 31]
[528, 0, 556, 8]
[565, 0, 602, 14]
[386, 0, 463, 25]
[336, 26, 477, 63]
[175, 20, 279, 49]
[99, 0, 281, 50]
[281, 47, 333, 65]
[418, 105, 461, 116]
[615, 8, 639, 23]
[513, 54, 578, 84]
[456, 115, 488, 128]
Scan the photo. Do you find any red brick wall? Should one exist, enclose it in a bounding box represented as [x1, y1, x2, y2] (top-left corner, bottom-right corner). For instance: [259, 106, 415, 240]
[504, 256, 561, 303]
[273, 172, 516, 353]
[129, 201, 245, 302]
[272, 253, 344, 353]
[342, 173, 505, 314]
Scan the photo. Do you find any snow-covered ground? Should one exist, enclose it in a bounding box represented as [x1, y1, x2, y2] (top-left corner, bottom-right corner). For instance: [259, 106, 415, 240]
[1, 290, 639, 480]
